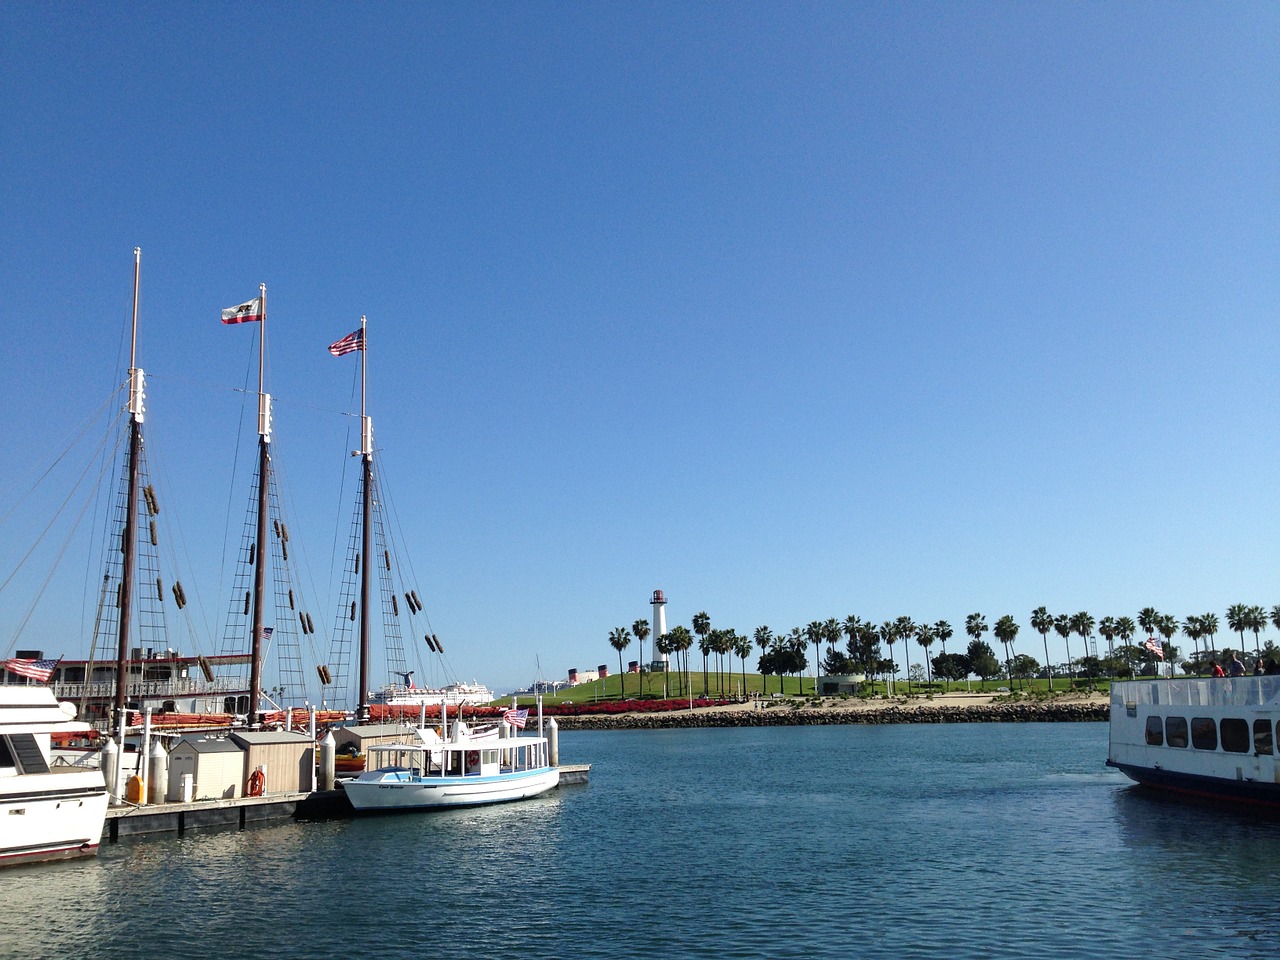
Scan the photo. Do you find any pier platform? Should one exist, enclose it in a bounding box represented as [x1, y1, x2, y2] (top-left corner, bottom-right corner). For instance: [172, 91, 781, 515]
[102, 763, 590, 842]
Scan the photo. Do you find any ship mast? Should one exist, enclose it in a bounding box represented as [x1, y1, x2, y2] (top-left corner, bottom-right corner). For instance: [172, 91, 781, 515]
[114, 248, 144, 735]
[357, 316, 372, 722]
[248, 283, 270, 725]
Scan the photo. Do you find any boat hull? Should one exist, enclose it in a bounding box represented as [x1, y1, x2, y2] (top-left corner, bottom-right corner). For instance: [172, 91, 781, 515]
[0, 771, 109, 866]
[343, 767, 559, 812]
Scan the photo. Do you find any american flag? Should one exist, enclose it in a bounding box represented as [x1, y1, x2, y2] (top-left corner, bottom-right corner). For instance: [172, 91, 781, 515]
[503, 707, 529, 729]
[3, 657, 59, 682]
[328, 328, 365, 356]
[221, 297, 264, 324]
[1143, 638, 1164, 659]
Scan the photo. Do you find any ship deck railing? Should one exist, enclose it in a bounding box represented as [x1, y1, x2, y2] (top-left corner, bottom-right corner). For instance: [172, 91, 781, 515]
[1111, 675, 1280, 709]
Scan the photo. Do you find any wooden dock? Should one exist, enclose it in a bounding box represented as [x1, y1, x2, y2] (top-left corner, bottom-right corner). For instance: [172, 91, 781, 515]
[102, 763, 591, 842]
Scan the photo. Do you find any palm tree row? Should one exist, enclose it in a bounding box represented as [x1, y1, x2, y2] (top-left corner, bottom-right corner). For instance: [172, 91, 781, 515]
[606, 602, 1280, 699]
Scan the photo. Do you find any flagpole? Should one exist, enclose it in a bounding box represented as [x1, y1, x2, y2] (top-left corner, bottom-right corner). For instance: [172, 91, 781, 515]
[115, 247, 144, 803]
[248, 282, 270, 726]
[357, 316, 372, 722]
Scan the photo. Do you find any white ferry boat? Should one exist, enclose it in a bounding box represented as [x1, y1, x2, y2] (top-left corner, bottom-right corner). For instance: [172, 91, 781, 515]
[0, 687, 109, 866]
[343, 715, 557, 812]
[1107, 675, 1280, 807]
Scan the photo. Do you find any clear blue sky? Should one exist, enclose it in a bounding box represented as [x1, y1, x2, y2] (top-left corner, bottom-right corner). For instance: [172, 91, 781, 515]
[1, 3, 1277, 693]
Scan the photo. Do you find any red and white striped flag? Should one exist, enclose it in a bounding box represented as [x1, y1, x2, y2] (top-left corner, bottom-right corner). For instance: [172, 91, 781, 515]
[221, 297, 264, 324]
[1143, 638, 1164, 659]
[328, 328, 365, 356]
[3, 657, 59, 682]
[503, 707, 529, 729]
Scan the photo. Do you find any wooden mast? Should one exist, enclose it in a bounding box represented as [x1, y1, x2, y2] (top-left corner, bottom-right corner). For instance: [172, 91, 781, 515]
[248, 283, 270, 725]
[357, 316, 372, 722]
[114, 247, 143, 734]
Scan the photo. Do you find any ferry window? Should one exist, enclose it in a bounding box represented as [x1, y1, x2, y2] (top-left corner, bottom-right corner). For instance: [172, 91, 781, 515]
[1191, 717, 1218, 751]
[1145, 716, 1164, 746]
[1254, 720, 1274, 756]
[1165, 716, 1188, 748]
[1221, 718, 1250, 754]
[0, 737, 12, 768]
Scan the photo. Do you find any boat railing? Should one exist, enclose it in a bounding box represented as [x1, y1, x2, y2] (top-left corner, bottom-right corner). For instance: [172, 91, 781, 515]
[50, 677, 244, 700]
[1111, 675, 1280, 709]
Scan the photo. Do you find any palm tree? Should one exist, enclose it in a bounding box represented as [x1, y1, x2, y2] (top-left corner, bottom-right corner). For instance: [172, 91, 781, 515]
[964, 614, 988, 693]
[754, 625, 773, 695]
[669, 625, 693, 698]
[1097, 617, 1117, 669]
[1030, 607, 1054, 691]
[1157, 613, 1178, 675]
[842, 615, 862, 659]
[1182, 615, 1203, 674]
[805, 621, 824, 694]
[1070, 611, 1095, 676]
[1247, 604, 1267, 659]
[1115, 616, 1136, 675]
[717, 629, 737, 696]
[1137, 607, 1160, 643]
[632, 619, 650, 695]
[692, 611, 711, 695]
[1272, 605, 1280, 636]
[993, 615, 1020, 689]
[915, 622, 936, 686]
[608, 626, 631, 699]
[823, 617, 841, 663]
[934, 620, 954, 691]
[1201, 612, 1219, 662]
[734, 631, 753, 699]
[654, 631, 673, 694]
[787, 628, 806, 693]
[881, 620, 898, 696]
[1226, 603, 1249, 659]
[1054, 614, 1074, 681]
[895, 616, 916, 694]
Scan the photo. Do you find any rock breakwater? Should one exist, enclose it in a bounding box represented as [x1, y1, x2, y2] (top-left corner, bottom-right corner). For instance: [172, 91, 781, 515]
[552, 700, 1107, 731]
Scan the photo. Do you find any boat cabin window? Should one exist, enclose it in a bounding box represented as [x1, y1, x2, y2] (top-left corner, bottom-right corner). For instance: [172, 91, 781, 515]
[1220, 718, 1250, 754]
[1165, 716, 1188, 748]
[1190, 717, 1218, 751]
[1254, 720, 1274, 756]
[0, 736, 13, 769]
[1144, 716, 1164, 746]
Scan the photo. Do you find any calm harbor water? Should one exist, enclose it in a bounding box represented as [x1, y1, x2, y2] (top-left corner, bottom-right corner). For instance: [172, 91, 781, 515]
[4, 722, 1280, 959]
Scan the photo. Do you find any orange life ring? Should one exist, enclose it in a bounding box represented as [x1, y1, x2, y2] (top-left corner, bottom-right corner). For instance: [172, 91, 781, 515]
[465, 750, 480, 768]
[246, 769, 266, 796]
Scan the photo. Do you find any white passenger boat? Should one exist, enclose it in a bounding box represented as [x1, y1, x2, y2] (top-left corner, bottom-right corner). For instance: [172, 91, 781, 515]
[343, 718, 558, 812]
[0, 687, 109, 866]
[1107, 675, 1280, 808]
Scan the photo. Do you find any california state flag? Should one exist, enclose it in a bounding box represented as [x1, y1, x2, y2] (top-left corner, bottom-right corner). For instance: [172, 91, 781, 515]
[221, 297, 264, 324]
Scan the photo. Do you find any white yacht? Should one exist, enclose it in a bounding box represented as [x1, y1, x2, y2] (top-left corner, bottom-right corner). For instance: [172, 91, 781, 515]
[0, 686, 109, 866]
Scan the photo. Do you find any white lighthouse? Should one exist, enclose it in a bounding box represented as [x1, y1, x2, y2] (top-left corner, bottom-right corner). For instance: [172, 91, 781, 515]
[651, 589, 669, 670]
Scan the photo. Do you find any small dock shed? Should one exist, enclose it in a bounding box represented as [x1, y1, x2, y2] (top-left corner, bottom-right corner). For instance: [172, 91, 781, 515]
[230, 730, 313, 794]
[168, 736, 244, 801]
